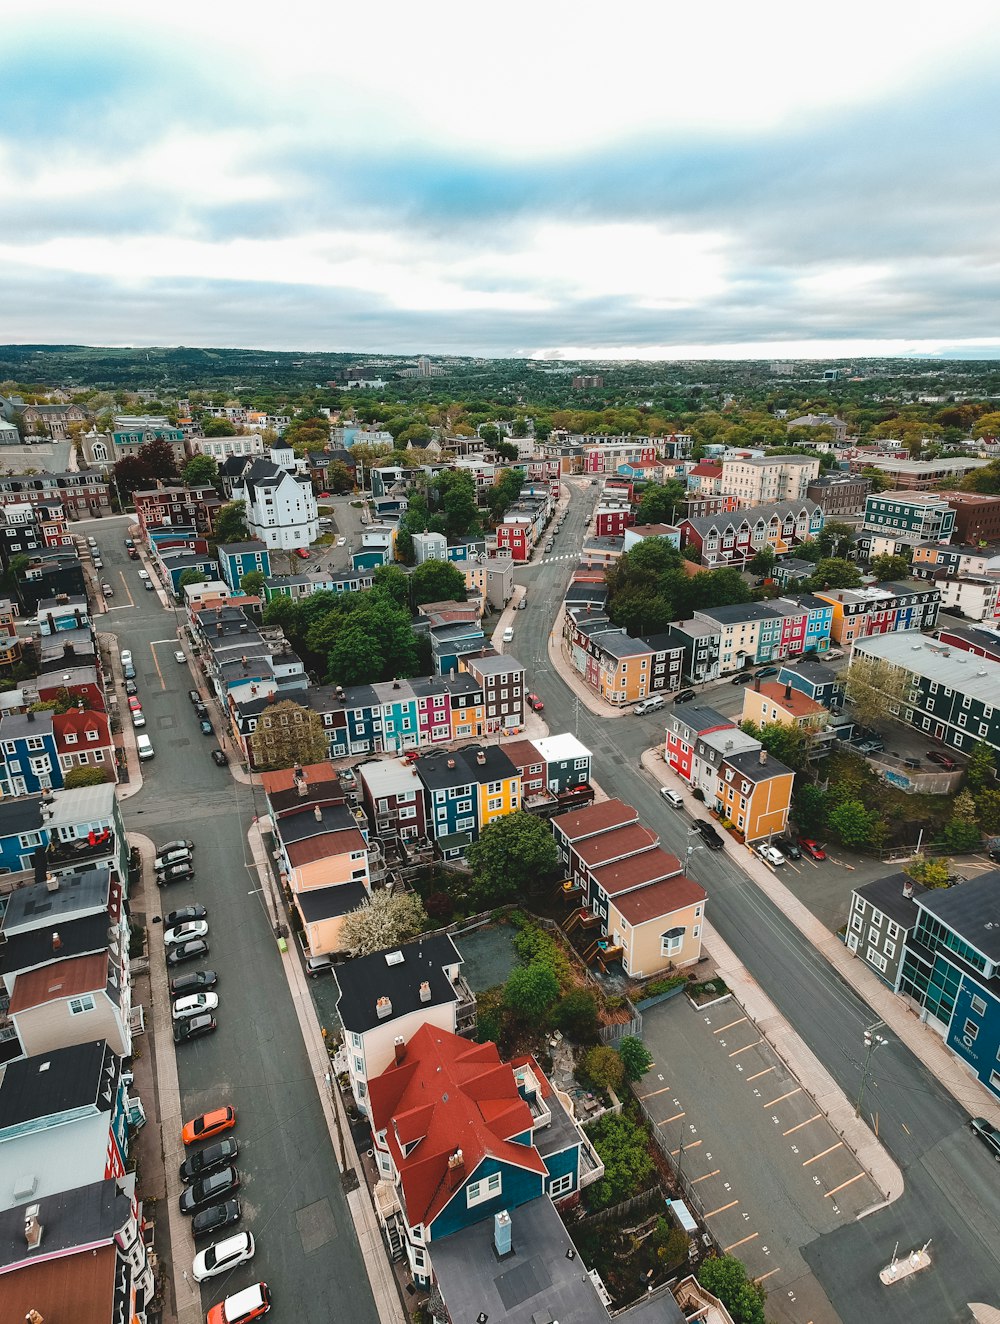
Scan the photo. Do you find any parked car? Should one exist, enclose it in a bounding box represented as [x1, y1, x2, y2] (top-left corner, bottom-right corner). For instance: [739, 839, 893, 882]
[167, 938, 210, 967]
[855, 739, 884, 755]
[157, 862, 194, 886]
[128, 547, 139, 560]
[124, 538, 134, 549]
[757, 844, 786, 868]
[756, 667, 779, 678]
[970, 1117, 1000, 1160]
[93, 557, 103, 570]
[200, 718, 214, 735]
[123, 663, 136, 680]
[137, 569, 150, 581]
[673, 689, 696, 705]
[211, 748, 228, 766]
[131, 709, 146, 729]
[128, 696, 142, 713]
[120, 649, 132, 668]
[125, 679, 138, 696]
[172, 992, 219, 1022]
[183, 1105, 236, 1146]
[305, 953, 336, 978]
[173, 1013, 217, 1044]
[296, 547, 310, 559]
[527, 693, 544, 712]
[188, 689, 202, 704]
[164, 920, 209, 948]
[502, 627, 514, 643]
[927, 750, 957, 770]
[156, 847, 193, 872]
[159, 839, 194, 856]
[136, 733, 154, 759]
[172, 970, 219, 999]
[825, 647, 845, 660]
[192, 1231, 256, 1284]
[205, 1282, 271, 1324]
[192, 1200, 242, 1240]
[798, 838, 826, 861]
[179, 1167, 240, 1215]
[336, 536, 347, 546]
[102, 582, 114, 597]
[194, 700, 208, 718]
[179, 1137, 238, 1183]
[174, 650, 186, 663]
[545, 541, 554, 552]
[659, 787, 684, 809]
[775, 837, 801, 860]
[87, 536, 97, 547]
[730, 672, 753, 685]
[143, 578, 155, 591]
[634, 695, 665, 715]
[164, 904, 205, 928]
[695, 821, 724, 850]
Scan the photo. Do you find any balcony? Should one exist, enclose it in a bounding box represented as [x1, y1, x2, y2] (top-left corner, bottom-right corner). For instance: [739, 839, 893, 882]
[45, 832, 117, 868]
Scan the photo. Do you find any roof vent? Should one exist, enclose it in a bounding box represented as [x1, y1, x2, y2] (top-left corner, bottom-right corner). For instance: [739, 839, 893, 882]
[375, 996, 393, 1019]
[419, 980, 431, 1003]
[385, 950, 405, 966]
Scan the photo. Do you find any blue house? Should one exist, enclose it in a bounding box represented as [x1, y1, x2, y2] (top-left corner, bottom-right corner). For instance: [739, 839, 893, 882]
[327, 684, 382, 759]
[776, 656, 845, 710]
[371, 680, 420, 753]
[0, 795, 47, 874]
[217, 541, 271, 591]
[0, 712, 63, 796]
[898, 873, 1000, 1101]
[367, 1024, 599, 1289]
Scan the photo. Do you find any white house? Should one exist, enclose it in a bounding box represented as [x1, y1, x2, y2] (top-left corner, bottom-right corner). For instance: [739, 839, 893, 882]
[333, 934, 476, 1115]
[232, 449, 318, 551]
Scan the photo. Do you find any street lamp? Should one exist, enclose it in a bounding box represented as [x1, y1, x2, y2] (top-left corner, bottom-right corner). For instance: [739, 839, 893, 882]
[856, 1020, 888, 1118]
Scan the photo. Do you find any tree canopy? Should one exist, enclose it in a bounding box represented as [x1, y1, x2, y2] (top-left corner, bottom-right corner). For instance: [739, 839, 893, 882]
[112, 437, 179, 498]
[410, 559, 468, 606]
[339, 891, 428, 956]
[605, 539, 751, 636]
[248, 699, 329, 769]
[466, 811, 559, 906]
[214, 500, 250, 543]
[182, 454, 220, 488]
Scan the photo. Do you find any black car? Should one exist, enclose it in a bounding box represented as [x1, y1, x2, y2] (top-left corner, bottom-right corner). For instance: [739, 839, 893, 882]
[170, 968, 218, 997]
[673, 689, 696, 705]
[730, 672, 753, 685]
[199, 719, 213, 735]
[194, 700, 208, 719]
[157, 862, 195, 887]
[188, 689, 201, 704]
[696, 821, 724, 850]
[173, 1013, 217, 1044]
[211, 748, 228, 766]
[192, 1199, 242, 1240]
[775, 837, 801, 860]
[164, 904, 208, 928]
[143, 579, 155, 591]
[179, 1138, 239, 1183]
[756, 667, 779, 679]
[125, 679, 138, 696]
[179, 1166, 240, 1215]
[167, 938, 210, 967]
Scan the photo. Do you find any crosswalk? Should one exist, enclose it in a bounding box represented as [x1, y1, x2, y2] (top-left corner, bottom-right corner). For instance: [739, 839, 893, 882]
[523, 553, 579, 566]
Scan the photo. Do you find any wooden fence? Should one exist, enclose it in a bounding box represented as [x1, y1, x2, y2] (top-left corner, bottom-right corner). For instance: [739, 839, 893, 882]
[574, 1186, 663, 1229]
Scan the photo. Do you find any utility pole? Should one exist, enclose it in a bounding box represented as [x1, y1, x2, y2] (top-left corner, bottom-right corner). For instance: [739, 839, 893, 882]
[856, 1020, 888, 1118]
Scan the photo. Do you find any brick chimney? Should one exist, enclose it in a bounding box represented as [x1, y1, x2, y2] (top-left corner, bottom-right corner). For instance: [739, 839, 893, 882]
[418, 980, 431, 1003]
[447, 1148, 465, 1186]
[393, 1035, 406, 1065]
[375, 996, 392, 1020]
[24, 1205, 43, 1251]
[51, 931, 62, 952]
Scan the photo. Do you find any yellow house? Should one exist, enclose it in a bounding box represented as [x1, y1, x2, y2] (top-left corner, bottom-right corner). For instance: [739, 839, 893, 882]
[742, 681, 829, 732]
[606, 875, 707, 979]
[475, 768, 521, 830]
[716, 750, 794, 842]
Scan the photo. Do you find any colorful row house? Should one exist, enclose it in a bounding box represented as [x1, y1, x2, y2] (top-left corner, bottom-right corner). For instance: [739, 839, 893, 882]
[813, 581, 940, 646]
[679, 499, 824, 567]
[562, 610, 685, 705]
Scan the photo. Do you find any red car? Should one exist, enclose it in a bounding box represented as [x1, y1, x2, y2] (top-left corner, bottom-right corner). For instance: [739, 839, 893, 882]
[296, 548, 310, 560]
[798, 838, 826, 861]
[128, 696, 142, 713]
[527, 693, 544, 712]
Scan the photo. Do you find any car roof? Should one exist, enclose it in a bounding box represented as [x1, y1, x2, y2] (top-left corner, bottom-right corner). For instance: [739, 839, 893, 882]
[223, 1284, 266, 1312]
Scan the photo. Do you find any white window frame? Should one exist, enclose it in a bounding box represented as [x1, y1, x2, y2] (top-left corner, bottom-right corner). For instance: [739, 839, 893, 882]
[467, 1171, 502, 1207]
[69, 993, 96, 1015]
[548, 1172, 574, 1197]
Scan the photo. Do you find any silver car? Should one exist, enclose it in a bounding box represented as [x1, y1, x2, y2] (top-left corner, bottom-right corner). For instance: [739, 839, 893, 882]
[155, 846, 193, 872]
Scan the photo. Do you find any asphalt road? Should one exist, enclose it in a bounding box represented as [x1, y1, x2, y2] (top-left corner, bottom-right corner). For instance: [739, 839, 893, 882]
[91, 517, 380, 1324]
[514, 482, 1000, 1324]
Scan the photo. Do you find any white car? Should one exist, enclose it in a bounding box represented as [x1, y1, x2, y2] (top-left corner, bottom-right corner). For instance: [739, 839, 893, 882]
[120, 649, 133, 668]
[174, 650, 186, 663]
[172, 992, 219, 1021]
[758, 844, 785, 868]
[164, 920, 209, 947]
[137, 569, 150, 582]
[136, 734, 154, 760]
[336, 536, 347, 546]
[87, 536, 97, 547]
[659, 787, 684, 809]
[192, 1231, 256, 1283]
[132, 710, 146, 728]
[155, 847, 193, 871]
[502, 627, 514, 643]
[634, 695, 665, 714]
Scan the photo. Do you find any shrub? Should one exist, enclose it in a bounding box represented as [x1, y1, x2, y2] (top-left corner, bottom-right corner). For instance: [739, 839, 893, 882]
[698, 1255, 767, 1324]
[503, 963, 559, 1022]
[553, 989, 599, 1042]
[423, 892, 454, 922]
[579, 1045, 625, 1093]
[64, 765, 108, 788]
[640, 975, 687, 999]
[511, 921, 574, 991]
[585, 1113, 655, 1209]
[617, 1036, 653, 1082]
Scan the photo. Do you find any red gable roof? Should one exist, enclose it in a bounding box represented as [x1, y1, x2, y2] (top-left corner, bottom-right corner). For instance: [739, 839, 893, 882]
[51, 708, 111, 753]
[689, 462, 723, 478]
[368, 1024, 546, 1228]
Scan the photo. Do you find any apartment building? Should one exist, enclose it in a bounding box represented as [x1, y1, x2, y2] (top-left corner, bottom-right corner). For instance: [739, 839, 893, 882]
[680, 500, 824, 567]
[721, 453, 820, 504]
[934, 574, 1000, 623]
[912, 543, 1000, 581]
[232, 451, 319, 550]
[806, 473, 872, 515]
[862, 491, 956, 544]
[846, 873, 926, 988]
[860, 457, 990, 490]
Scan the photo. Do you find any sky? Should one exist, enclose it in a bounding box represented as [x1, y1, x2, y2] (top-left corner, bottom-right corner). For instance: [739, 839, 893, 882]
[4, 0, 1000, 361]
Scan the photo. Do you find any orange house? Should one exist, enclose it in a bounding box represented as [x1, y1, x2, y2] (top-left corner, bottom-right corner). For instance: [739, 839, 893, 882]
[715, 750, 794, 842]
[742, 681, 828, 733]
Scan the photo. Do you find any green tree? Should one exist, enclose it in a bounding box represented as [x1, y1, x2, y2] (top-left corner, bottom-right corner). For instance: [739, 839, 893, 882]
[553, 989, 599, 1042]
[815, 520, 857, 559]
[975, 788, 1000, 834]
[808, 557, 861, 590]
[941, 790, 980, 852]
[579, 1045, 625, 1092]
[861, 465, 893, 493]
[214, 500, 250, 544]
[740, 720, 811, 773]
[792, 783, 829, 835]
[433, 469, 480, 539]
[202, 417, 237, 437]
[828, 798, 885, 849]
[966, 741, 996, 794]
[494, 438, 519, 461]
[617, 1035, 653, 1082]
[240, 570, 266, 597]
[411, 559, 467, 606]
[340, 891, 428, 956]
[585, 1114, 655, 1210]
[466, 811, 559, 906]
[748, 546, 776, 577]
[904, 856, 952, 888]
[63, 764, 108, 788]
[371, 564, 410, 608]
[971, 411, 1000, 439]
[503, 963, 559, 1022]
[868, 553, 910, 581]
[182, 454, 220, 488]
[487, 468, 524, 521]
[845, 655, 910, 729]
[327, 460, 354, 494]
[698, 1255, 768, 1324]
[249, 698, 329, 769]
[479, 423, 500, 445]
[178, 569, 209, 590]
[634, 480, 687, 526]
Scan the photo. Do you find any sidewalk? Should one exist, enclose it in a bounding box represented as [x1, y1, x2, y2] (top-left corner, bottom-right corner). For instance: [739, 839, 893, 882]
[98, 631, 144, 800]
[546, 604, 626, 720]
[640, 745, 1000, 1132]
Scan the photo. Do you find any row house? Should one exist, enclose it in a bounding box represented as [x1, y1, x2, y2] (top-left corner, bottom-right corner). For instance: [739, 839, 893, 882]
[664, 704, 735, 784]
[661, 619, 722, 684]
[851, 633, 1000, 757]
[156, 547, 219, 597]
[263, 566, 375, 602]
[0, 712, 62, 795]
[461, 549, 514, 610]
[935, 623, 1000, 664]
[494, 733, 593, 818]
[594, 501, 635, 538]
[776, 656, 845, 711]
[0, 598, 19, 670]
[622, 522, 681, 552]
[680, 500, 824, 567]
[459, 651, 526, 734]
[806, 473, 872, 516]
[693, 603, 784, 674]
[0, 1173, 154, 1324]
[359, 758, 429, 843]
[553, 799, 706, 979]
[846, 873, 927, 990]
[415, 745, 520, 859]
[912, 543, 1000, 581]
[561, 611, 685, 705]
[742, 680, 838, 759]
[685, 461, 724, 495]
[862, 490, 956, 544]
[52, 708, 116, 784]
[938, 491, 1000, 545]
[813, 581, 940, 646]
[720, 453, 820, 505]
[0, 868, 130, 1061]
[495, 495, 549, 561]
[716, 749, 795, 841]
[133, 483, 220, 537]
[36, 592, 88, 636]
[0, 472, 110, 519]
[217, 539, 271, 590]
[0, 503, 72, 566]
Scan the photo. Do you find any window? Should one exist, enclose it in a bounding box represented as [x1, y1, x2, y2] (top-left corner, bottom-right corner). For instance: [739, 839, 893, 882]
[866, 948, 887, 973]
[467, 1172, 502, 1207]
[971, 995, 987, 1015]
[69, 994, 96, 1015]
[886, 920, 900, 940]
[661, 927, 685, 957]
[64, 732, 78, 745]
[354, 1056, 364, 1074]
[884, 940, 896, 960]
[963, 1019, 979, 1041]
[548, 1172, 574, 1197]
[851, 911, 863, 933]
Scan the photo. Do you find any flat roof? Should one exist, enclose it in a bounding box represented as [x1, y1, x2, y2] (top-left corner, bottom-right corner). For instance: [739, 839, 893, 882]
[294, 881, 368, 923]
[0, 913, 110, 979]
[334, 932, 463, 1033]
[722, 748, 794, 782]
[359, 757, 425, 798]
[47, 783, 115, 827]
[531, 732, 590, 764]
[918, 871, 1000, 960]
[1, 869, 110, 935]
[0, 1040, 112, 1130]
[853, 632, 1000, 702]
[273, 803, 357, 845]
[0, 1176, 128, 1272]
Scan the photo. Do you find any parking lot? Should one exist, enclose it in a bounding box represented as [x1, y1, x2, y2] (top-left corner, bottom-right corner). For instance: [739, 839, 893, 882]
[638, 996, 881, 1324]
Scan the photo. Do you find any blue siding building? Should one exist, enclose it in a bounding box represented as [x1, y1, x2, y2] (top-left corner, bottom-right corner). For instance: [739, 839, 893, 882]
[217, 541, 272, 590]
[0, 712, 62, 796]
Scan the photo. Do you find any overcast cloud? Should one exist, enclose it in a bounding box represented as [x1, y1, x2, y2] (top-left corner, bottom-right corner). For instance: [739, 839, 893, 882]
[4, 0, 1000, 359]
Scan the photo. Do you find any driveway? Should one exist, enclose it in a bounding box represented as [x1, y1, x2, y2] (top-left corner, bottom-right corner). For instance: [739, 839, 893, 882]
[90, 520, 380, 1324]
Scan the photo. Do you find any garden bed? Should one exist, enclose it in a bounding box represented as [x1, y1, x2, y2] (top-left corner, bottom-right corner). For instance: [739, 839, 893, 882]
[686, 977, 731, 1007]
[571, 1203, 691, 1308]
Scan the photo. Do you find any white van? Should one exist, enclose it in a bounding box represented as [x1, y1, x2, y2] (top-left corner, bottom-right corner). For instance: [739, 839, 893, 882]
[136, 734, 154, 760]
[502, 627, 514, 643]
[634, 695, 665, 715]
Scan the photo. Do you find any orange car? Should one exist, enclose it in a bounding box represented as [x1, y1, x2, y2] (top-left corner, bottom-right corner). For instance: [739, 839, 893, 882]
[183, 1106, 236, 1147]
